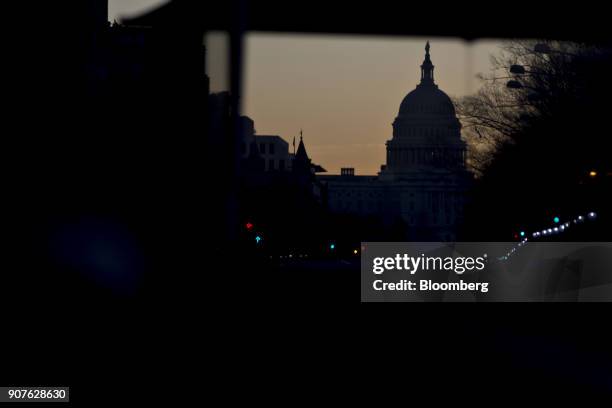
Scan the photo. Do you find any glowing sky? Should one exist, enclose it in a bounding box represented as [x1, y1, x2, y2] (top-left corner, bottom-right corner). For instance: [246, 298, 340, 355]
[243, 34, 505, 174]
[109, 1, 506, 175]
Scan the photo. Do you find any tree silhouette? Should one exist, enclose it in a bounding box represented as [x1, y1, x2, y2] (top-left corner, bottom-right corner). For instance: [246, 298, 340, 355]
[455, 41, 612, 240]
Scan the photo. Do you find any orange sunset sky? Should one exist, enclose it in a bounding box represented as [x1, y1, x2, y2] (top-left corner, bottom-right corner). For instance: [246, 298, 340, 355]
[111, 1, 506, 175]
[241, 34, 505, 175]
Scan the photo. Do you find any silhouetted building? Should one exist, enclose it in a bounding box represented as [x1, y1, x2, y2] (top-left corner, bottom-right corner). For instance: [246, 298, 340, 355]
[237, 115, 326, 206]
[238, 117, 292, 172]
[238, 115, 256, 155]
[256, 136, 290, 171]
[85, 2, 210, 101]
[238, 116, 324, 174]
[292, 135, 327, 201]
[209, 91, 232, 174]
[319, 42, 472, 241]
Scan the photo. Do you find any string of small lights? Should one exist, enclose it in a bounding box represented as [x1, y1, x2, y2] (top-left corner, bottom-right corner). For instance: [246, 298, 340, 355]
[498, 211, 598, 261]
[246, 211, 600, 262]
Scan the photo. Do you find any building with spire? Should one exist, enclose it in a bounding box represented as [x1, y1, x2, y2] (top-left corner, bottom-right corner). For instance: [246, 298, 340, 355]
[319, 42, 472, 241]
[237, 117, 327, 203]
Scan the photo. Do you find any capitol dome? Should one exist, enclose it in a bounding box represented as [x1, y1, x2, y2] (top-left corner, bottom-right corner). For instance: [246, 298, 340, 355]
[398, 85, 456, 116]
[397, 41, 456, 116]
[383, 42, 466, 175]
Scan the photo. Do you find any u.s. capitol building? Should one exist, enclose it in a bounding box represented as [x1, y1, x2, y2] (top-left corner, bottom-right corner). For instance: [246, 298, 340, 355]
[318, 42, 472, 241]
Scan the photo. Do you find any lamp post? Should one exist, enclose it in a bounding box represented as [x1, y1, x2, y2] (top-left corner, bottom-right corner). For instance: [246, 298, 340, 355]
[505, 43, 574, 90]
[509, 64, 526, 75]
[506, 80, 523, 89]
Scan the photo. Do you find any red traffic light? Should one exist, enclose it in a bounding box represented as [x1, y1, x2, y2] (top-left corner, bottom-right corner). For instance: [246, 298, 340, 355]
[245, 222, 254, 231]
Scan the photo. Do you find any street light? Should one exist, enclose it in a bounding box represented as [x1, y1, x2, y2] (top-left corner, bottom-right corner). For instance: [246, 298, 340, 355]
[510, 64, 526, 75]
[507, 80, 523, 89]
